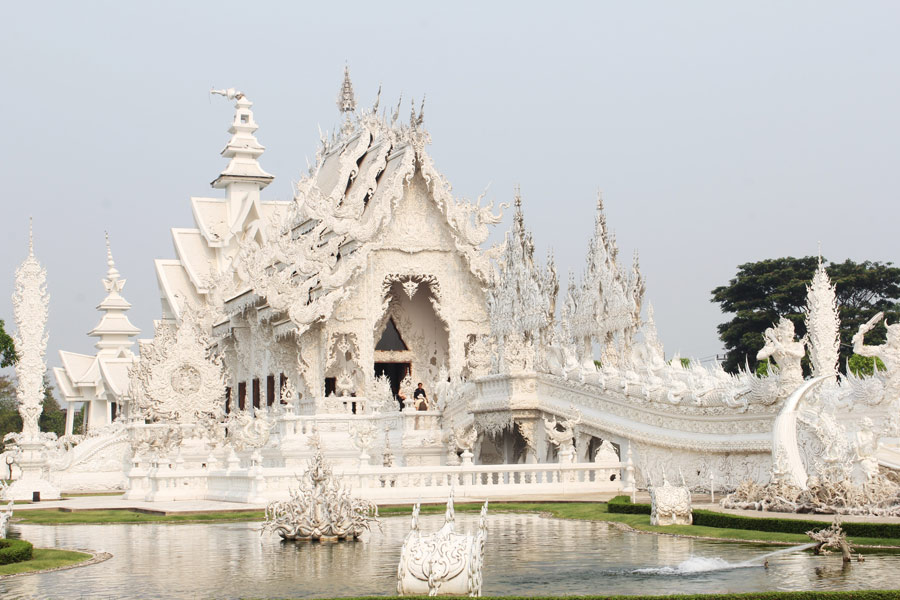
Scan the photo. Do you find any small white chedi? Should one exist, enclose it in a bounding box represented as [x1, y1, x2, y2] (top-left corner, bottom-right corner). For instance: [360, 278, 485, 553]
[397, 491, 488, 597]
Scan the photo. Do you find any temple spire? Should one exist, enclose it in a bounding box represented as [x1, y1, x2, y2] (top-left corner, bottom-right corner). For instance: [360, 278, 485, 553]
[105, 232, 120, 282]
[209, 88, 274, 193]
[28, 216, 34, 257]
[89, 233, 140, 356]
[337, 65, 356, 114]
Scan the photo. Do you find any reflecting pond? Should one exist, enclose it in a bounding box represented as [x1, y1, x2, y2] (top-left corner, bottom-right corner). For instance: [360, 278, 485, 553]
[2, 513, 899, 599]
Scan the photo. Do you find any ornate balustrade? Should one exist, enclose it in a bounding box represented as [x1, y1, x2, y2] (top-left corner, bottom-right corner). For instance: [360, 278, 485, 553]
[273, 409, 436, 438]
[126, 459, 624, 503]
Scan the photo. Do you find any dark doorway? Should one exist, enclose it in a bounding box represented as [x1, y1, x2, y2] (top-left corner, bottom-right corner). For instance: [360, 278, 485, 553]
[376, 318, 408, 351]
[374, 362, 411, 408]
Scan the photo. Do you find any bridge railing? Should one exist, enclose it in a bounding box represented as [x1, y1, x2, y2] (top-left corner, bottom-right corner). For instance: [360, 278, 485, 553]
[125, 459, 624, 503]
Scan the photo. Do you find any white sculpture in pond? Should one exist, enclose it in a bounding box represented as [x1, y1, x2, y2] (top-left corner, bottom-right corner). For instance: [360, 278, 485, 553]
[261, 444, 380, 541]
[649, 477, 692, 526]
[397, 491, 488, 597]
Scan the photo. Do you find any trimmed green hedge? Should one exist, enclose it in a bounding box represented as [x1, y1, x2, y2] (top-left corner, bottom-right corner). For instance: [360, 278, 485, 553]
[692, 509, 900, 539]
[607, 496, 900, 539]
[0, 539, 33, 565]
[608, 495, 651, 515]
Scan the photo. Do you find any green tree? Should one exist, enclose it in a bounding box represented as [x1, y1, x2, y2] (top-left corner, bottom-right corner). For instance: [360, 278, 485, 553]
[0, 375, 22, 453]
[847, 354, 886, 377]
[39, 377, 66, 439]
[0, 374, 70, 452]
[0, 319, 16, 367]
[712, 257, 900, 374]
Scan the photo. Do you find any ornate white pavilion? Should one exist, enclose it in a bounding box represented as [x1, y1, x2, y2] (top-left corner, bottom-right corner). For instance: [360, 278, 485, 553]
[5, 70, 898, 508]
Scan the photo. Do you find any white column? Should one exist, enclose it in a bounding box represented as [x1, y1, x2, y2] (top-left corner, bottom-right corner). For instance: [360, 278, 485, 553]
[65, 403, 75, 437]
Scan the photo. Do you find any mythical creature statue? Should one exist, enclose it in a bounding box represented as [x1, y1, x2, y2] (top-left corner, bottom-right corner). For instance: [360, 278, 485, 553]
[223, 410, 272, 452]
[757, 317, 806, 389]
[397, 491, 488, 597]
[853, 311, 900, 398]
[542, 408, 582, 461]
[261, 446, 380, 541]
[808, 518, 854, 563]
[451, 424, 478, 466]
[649, 477, 693, 525]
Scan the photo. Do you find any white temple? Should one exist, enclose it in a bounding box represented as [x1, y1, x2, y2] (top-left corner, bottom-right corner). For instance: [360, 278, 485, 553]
[4, 71, 898, 509]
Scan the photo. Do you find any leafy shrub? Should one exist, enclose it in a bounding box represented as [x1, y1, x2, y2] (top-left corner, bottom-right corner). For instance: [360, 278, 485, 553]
[0, 538, 33, 565]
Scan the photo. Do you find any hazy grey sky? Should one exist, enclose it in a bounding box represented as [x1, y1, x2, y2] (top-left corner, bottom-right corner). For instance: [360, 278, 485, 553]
[2, 1, 899, 370]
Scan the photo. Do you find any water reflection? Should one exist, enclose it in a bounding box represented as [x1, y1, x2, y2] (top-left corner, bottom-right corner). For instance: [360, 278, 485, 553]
[1, 513, 899, 599]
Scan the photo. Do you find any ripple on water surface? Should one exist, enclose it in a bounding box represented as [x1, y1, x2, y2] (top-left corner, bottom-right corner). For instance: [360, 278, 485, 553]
[1, 513, 899, 599]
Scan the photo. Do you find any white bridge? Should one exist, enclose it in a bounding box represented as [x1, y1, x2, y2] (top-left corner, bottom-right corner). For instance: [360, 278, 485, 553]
[125, 459, 626, 504]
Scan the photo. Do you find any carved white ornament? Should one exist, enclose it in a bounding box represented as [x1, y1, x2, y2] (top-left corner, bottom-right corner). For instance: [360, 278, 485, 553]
[649, 478, 693, 526]
[397, 492, 488, 597]
[11, 226, 49, 441]
[262, 447, 380, 540]
[129, 309, 226, 424]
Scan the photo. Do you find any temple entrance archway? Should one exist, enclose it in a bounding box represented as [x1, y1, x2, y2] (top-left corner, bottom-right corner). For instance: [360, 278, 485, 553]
[374, 277, 449, 402]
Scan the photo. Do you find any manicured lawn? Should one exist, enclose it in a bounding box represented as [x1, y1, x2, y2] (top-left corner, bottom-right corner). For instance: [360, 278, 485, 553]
[0, 548, 92, 576]
[14, 502, 900, 548]
[15, 509, 265, 525]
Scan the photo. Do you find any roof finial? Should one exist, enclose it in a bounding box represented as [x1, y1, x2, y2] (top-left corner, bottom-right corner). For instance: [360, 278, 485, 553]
[337, 65, 356, 113]
[817, 241, 823, 266]
[105, 231, 120, 282]
[210, 88, 244, 101]
[372, 84, 382, 113]
[28, 216, 34, 257]
[209, 87, 274, 190]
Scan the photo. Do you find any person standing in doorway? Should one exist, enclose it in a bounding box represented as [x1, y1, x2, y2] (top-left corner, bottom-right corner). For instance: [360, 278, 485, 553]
[414, 382, 428, 410]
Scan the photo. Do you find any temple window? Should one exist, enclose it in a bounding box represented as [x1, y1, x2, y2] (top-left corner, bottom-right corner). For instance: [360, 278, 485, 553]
[266, 375, 275, 406]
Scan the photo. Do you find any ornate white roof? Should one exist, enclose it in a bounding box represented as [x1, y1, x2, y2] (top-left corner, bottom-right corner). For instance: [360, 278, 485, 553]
[155, 75, 504, 340]
[54, 235, 139, 405]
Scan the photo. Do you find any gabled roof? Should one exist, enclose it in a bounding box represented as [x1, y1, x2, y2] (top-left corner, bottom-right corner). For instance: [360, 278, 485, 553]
[224, 105, 504, 338]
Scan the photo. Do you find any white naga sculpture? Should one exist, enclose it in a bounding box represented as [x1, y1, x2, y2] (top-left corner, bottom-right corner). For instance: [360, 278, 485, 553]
[397, 492, 489, 597]
[261, 444, 380, 541]
[649, 476, 693, 526]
